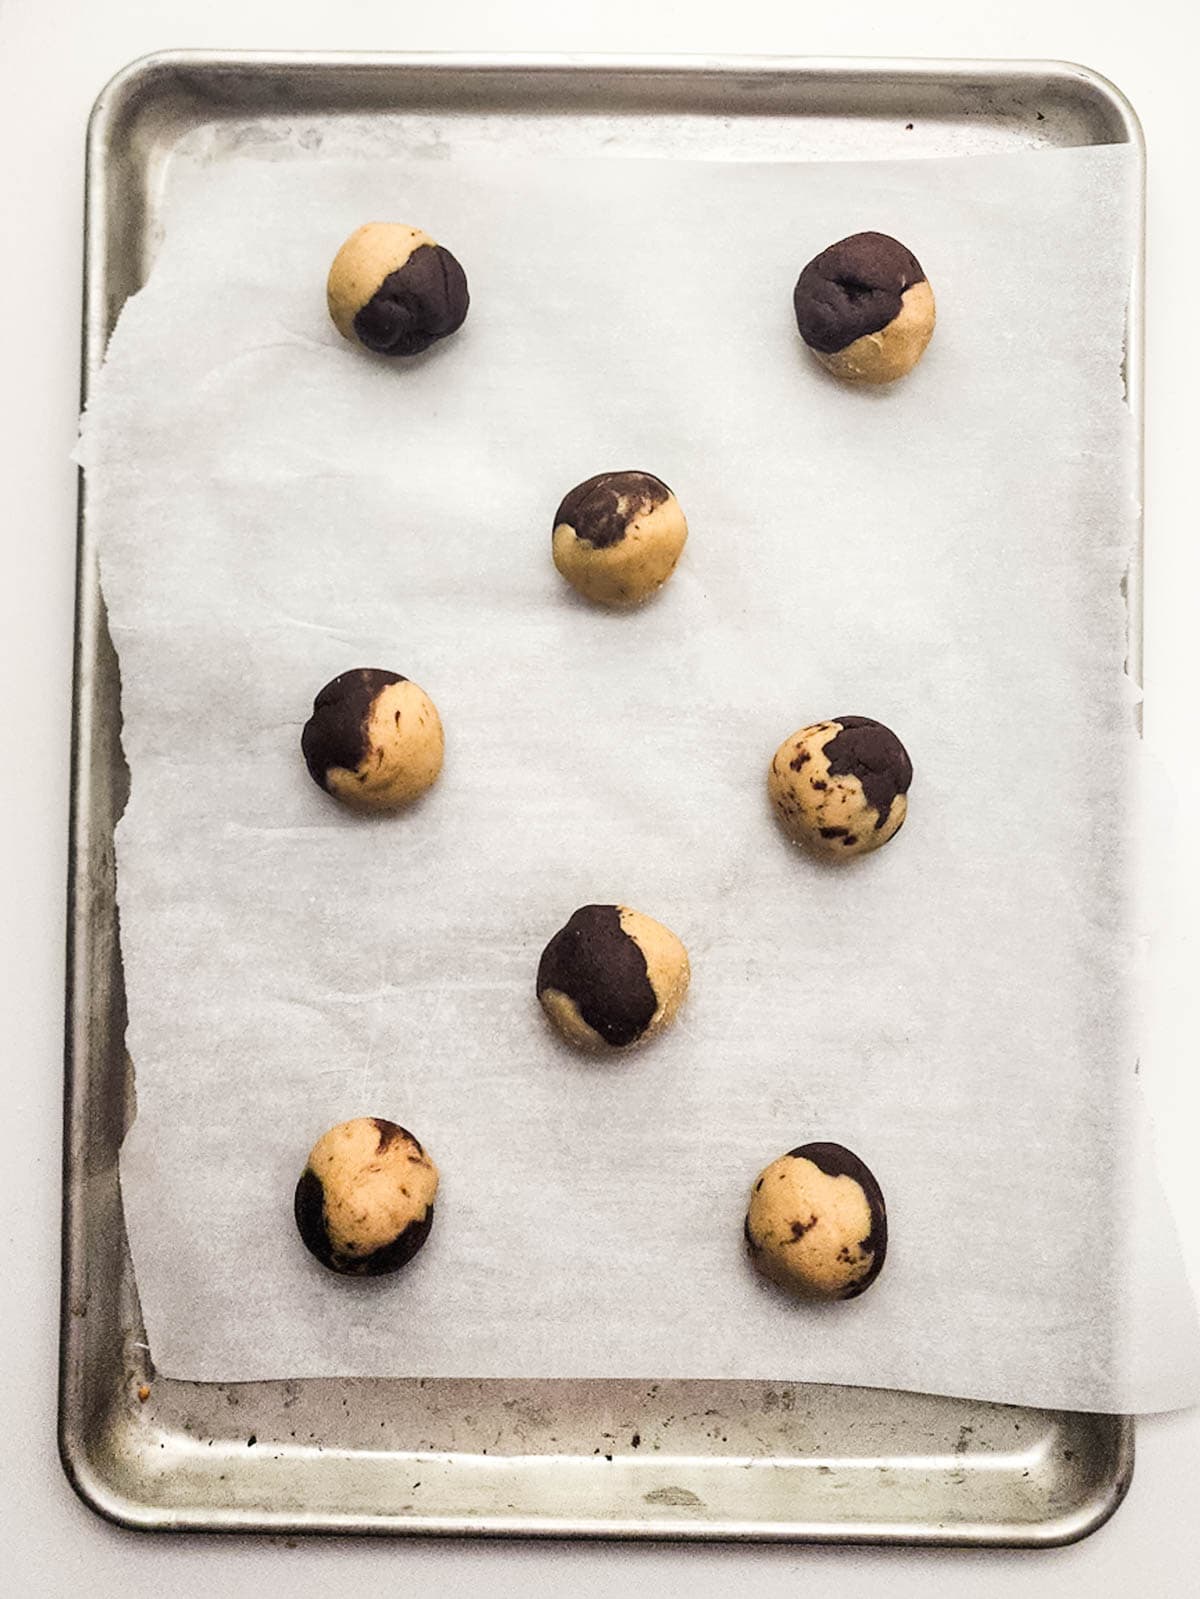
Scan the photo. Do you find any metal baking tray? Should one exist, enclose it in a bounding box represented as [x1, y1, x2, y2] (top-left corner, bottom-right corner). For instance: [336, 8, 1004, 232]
[62, 50, 1142, 1544]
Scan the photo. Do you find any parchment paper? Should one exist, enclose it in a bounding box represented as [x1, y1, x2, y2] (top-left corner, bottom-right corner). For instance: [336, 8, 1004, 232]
[78, 139, 1200, 1411]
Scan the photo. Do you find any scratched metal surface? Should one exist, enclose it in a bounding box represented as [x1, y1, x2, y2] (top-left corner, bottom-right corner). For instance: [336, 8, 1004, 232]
[61, 51, 1140, 1542]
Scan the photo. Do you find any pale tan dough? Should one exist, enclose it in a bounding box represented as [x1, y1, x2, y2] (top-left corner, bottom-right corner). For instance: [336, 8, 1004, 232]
[539, 987, 608, 1052]
[768, 720, 908, 858]
[324, 679, 444, 812]
[815, 280, 936, 384]
[746, 1153, 878, 1299]
[620, 906, 691, 1032]
[307, 1118, 438, 1262]
[553, 494, 688, 607]
[326, 222, 435, 340]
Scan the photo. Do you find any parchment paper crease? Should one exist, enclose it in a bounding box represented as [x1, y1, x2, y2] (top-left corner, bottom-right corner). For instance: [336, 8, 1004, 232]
[78, 140, 1200, 1410]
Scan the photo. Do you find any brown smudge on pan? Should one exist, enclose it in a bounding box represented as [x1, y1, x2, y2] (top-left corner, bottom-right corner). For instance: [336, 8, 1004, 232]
[301, 668, 404, 790]
[826, 716, 912, 829]
[793, 232, 926, 355]
[554, 471, 671, 550]
[537, 904, 658, 1047]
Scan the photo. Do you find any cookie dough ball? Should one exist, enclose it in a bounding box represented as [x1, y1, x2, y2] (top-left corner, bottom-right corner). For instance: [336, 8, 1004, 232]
[793, 232, 934, 383]
[294, 1117, 438, 1276]
[745, 1142, 887, 1300]
[769, 716, 911, 857]
[537, 904, 690, 1050]
[301, 668, 444, 813]
[327, 222, 469, 357]
[552, 471, 687, 606]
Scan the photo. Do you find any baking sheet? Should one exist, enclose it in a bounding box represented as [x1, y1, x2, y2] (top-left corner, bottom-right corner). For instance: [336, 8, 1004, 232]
[77, 136, 1200, 1412]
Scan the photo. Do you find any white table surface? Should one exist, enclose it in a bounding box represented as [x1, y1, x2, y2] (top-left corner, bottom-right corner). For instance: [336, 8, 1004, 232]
[2, 1, 1197, 1593]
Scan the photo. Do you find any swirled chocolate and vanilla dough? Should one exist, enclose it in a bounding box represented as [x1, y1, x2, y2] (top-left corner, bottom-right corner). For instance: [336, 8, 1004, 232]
[327, 222, 468, 356]
[793, 232, 934, 383]
[536, 904, 690, 1051]
[769, 716, 912, 857]
[301, 668, 444, 813]
[551, 471, 688, 606]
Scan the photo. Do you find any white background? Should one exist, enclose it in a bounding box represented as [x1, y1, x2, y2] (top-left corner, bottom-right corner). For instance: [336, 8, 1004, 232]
[0, 1, 1196, 1594]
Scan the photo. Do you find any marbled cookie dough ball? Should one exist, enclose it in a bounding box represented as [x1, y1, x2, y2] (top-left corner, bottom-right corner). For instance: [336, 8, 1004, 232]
[769, 716, 911, 857]
[793, 232, 934, 383]
[537, 904, 690, 1050]
[552, 471, 688, 606]
[294, 1117, 438, 1276]
[745, 1142, 887, 1300]
[327, 222, 469, 357]
[302, 668, 444, 813]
